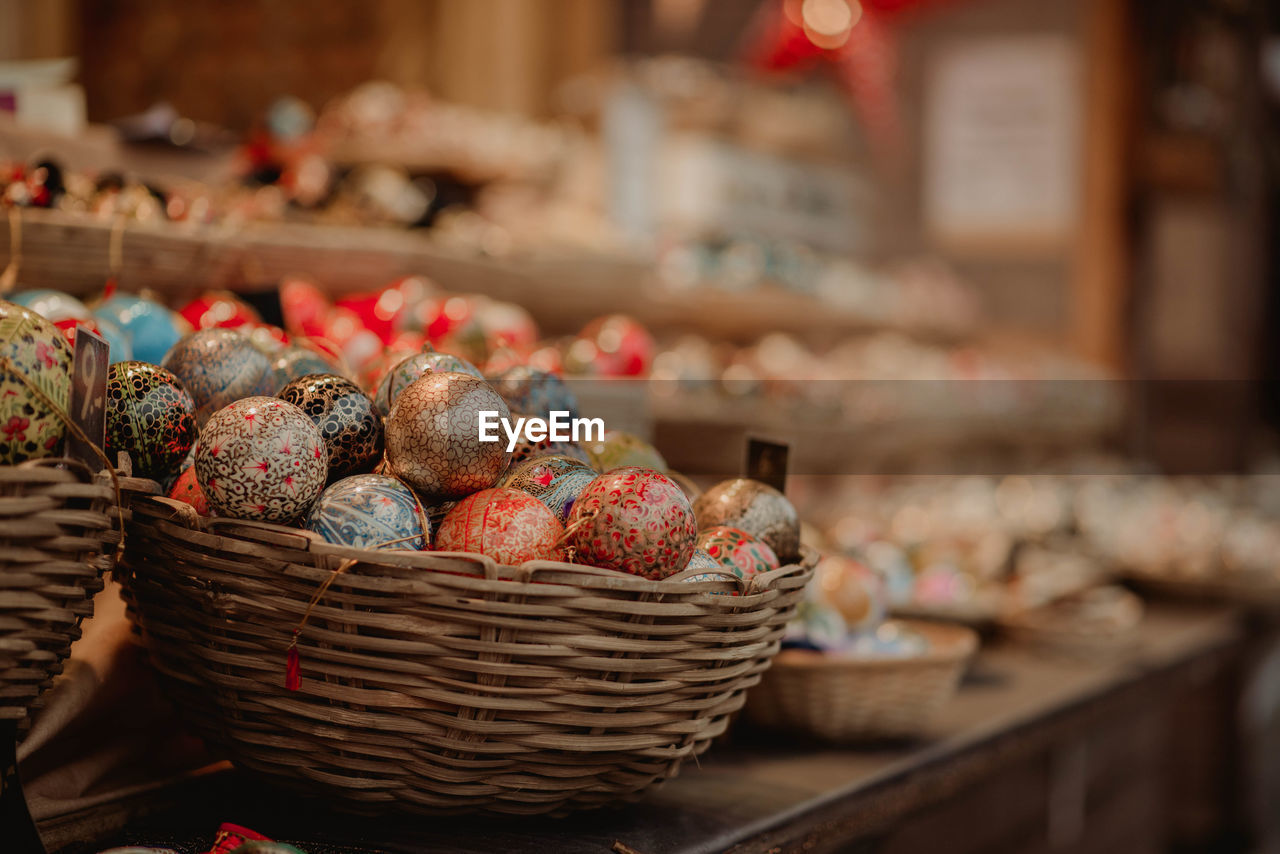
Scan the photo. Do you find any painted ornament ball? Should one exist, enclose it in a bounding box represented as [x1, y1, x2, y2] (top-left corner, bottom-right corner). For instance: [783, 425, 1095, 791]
[487, 365, 579, 421]
[195, 396, 328, 523]
[92, 293, 185, 365]
[163, 328, 272, 425]
[582, 430, 667, 473]
[278, 373, 383, 482]
[168, 465, 211, 516]
[695, 526, 780, 583]
[504, 412, 593, 465]
[694, 478, 801, 563]
[305, 474, 429, 550]
[373, 351, 484, 417]
[681, 548, 739, 585]
[498, 454, 597, 522]
[0, 299, 72, 464]
[566, 467, 697, 580]
[104, 361, 197, 482]
[264, 345, 339, 395]
[384, 372, 511, 503]
[435, 487, 564, 565]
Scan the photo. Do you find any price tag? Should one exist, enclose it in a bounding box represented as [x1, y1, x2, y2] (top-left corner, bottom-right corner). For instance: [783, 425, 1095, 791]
[744, 437, 789, 494]
[68, 327, 109, 468]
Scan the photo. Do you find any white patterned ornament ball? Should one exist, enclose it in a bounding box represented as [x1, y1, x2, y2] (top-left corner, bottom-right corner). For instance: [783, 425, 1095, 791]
[196, 396, 329, 524]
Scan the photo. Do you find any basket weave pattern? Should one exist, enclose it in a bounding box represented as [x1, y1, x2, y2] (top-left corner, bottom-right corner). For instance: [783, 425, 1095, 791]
[0, 460, 117, 724]
[118, 495, 814, 815]
[745, 621, 977, 741]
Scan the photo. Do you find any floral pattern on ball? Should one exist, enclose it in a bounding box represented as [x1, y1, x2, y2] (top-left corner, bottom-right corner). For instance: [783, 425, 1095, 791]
[498, 454, 597, 522]
[0, 300, 71, 464]
[163, 328, 272, 425]
[305, 474, 429, 550]
[195, 396, 328, 523]
[105, 361, 197, 482]
[384, 372, 511, 503]
[373, 351, 484, 417]
[694, 526, 780, 583]
[694, 478, 801, 563]
[436, 487, 565, 565]
[278, 373, 383, 483]
[682, 549, 739, 584]
[566, 466, 697, 580]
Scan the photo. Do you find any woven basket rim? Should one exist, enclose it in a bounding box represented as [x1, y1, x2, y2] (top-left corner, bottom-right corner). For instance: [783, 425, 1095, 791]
[127, 491, 819, 594]
[773, 619, 978, 670]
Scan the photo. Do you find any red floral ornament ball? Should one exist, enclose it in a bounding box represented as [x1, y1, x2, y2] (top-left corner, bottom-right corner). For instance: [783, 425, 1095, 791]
[695, 525, 780, 583]
[435, 487, 565, 565]
[566, 466, 697, 580]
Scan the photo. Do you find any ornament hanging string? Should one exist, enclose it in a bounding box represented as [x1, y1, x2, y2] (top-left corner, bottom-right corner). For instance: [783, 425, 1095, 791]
[285, 532, 430, 691]
[0, 207, 22, 295]
[552, 507, 596, 564]
[0, 357, 126, 562]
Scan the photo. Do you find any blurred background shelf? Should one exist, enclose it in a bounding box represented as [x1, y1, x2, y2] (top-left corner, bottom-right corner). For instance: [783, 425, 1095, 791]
[1, 209, 975, 344]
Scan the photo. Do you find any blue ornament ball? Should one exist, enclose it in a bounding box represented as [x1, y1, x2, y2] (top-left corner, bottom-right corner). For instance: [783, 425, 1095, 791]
[305, 474, 430, 550]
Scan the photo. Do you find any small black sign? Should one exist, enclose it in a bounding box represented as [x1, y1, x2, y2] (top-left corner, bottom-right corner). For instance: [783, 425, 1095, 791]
[68, 327, 109, 468]
[745, 437, 789, 494]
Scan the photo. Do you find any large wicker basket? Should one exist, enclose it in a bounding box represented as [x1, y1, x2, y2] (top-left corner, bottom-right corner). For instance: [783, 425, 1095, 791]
[0, 459, 119, 726]
[117, 494, 815, 815]
[744, 620, 977, 741]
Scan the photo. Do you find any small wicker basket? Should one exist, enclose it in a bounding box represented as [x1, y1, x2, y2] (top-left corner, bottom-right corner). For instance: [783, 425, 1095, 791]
[117, 494, 815, 815]
[744, 620, 977, 742]
[0, 459, 119, 726]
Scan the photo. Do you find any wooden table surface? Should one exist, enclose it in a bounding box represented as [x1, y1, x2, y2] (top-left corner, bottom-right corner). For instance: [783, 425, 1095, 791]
[47, 603, 1245, 854]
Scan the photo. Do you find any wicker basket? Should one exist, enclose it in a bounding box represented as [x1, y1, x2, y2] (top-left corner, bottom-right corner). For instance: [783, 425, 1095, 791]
[744, 620, 977, 742]
[0, 459, 119, 726]
[117, 494, 815, 815]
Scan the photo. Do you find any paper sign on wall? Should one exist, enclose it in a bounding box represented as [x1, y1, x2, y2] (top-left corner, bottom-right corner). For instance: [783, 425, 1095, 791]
[924, 36, 1082, 251]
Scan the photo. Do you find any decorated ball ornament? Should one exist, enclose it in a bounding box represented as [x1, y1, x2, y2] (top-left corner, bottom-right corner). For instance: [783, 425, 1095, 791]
[693, 478, 801, 563]
[0, 300, 72, 464]
[487, 365, 579, 421]
[568, 314, 655, 377]
[278, 373, 383, 482]
[264, 344, 341, 396]
[92, 293, 185, 365]
[504, 412, 594, 465]
[104, 361, 197, 482]
[582, 430, 667, 473]
[305, 474, 429, 550]
[498, 454, 597, 523]
[195, 396, 328, 524]
[384, 371, 511, 503]
[681, 549, 740, 585]
[436, 487, 565, 565]
[695, 526, 780, 583]
[566, 467, 697, 580]
[372, 351, 485, 417]
[179, 290, 262, 330]
[168, 465, 211, 516]
[814, 553, 888, 632]
[164, 328, 273, 425]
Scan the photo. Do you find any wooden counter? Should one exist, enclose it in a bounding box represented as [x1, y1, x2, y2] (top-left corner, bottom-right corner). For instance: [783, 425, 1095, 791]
[45, 603, 1248, 854]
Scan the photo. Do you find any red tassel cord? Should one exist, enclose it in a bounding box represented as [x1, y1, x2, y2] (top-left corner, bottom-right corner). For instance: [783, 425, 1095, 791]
[285, 630, 301, 691]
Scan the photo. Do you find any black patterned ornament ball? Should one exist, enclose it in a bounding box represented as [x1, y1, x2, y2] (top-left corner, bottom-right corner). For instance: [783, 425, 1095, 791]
[105, 360, 198, 482]
[278, 373, 384, 482]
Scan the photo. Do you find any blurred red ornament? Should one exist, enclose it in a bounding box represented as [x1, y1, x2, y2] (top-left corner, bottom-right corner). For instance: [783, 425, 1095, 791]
[475, 299, 538, 355]
[569, 315, 654, 377]
[280, 276, 330, 337]
[387, 330, 428, 353]
[52, 317, 101, 349]
[179, 291, 262, 330]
